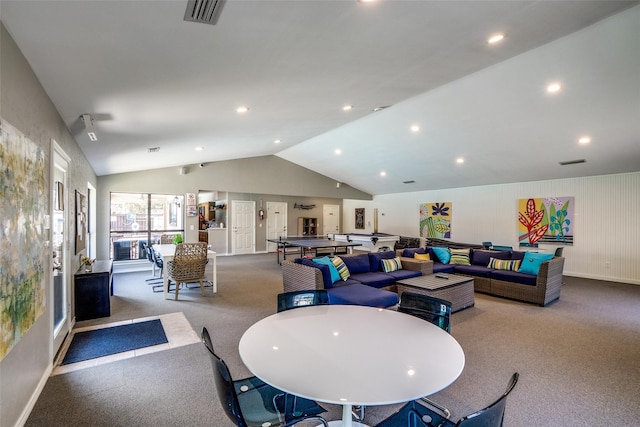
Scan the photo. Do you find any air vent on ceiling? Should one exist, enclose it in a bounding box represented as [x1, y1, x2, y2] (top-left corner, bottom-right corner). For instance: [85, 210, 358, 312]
[184, 0, 226, 26]
[403, 180, 416, 184]
[148, 147, 160, 153]
[559, 159, 586, 166]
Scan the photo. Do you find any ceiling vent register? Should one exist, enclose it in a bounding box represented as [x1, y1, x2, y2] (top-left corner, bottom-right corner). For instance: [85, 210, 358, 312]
[184, 0, 226, 26]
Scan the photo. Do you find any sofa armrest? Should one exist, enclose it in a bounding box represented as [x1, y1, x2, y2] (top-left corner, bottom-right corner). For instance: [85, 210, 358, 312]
[536, 256, 565, 296]
[400, 257, 433, 276]
[282, 260, 325, 292]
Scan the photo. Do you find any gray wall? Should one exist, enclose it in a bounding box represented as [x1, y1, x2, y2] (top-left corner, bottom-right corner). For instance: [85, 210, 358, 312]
[1, 23, 97, 427]
[97, 157, 371, 258]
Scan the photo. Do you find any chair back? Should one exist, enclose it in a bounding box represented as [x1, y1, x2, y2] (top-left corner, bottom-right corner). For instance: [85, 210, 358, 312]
[482, 241, 492, 249]
[170, 242, 207, 282]
[277, 290, 329, 312]
[201, 327, 246, 427]
[149, 246, 163, 268]
[457, 372, 519, 427]
[554, 247, 564, 257]
[398, 291, 451, 333]
[160, 234, 175, 244]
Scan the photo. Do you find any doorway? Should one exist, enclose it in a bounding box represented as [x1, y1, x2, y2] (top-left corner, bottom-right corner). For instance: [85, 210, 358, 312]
[51, 142, 71, 356]
[266, 201, 288, 252]
[323, 204, 340, 235]
[231, 200, 255, 255]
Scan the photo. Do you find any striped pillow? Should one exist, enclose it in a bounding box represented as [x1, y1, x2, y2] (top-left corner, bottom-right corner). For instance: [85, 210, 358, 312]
[449, 248, 471, 265]
[331, 256, 350, 281]
[381, 257, 403, 272]
[488, 257, 521, 271]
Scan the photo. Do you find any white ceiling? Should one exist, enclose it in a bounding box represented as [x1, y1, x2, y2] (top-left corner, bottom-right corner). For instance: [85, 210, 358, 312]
[2, 0, 639, 195]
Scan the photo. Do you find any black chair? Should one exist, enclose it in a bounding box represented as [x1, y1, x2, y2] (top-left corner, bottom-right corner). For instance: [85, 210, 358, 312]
[201, 327, 329, 427]
[397, 292, 452, 418]
[277, 290, 329, 313]
[398, 292, 451, 333]
[144, 244, 163, 285]
[481, 241, 492, 250]
[375, 372, 519, 427]
[554, 247, 564, 257]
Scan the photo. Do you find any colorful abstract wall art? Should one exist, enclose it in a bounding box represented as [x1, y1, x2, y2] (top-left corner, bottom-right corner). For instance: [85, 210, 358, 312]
[518, 197, 574, 245]
[420, 202, 452, 238]
[0, 120, 47, 360]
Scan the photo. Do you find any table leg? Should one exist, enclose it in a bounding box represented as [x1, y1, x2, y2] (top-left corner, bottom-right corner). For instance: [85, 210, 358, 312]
[163, 264, 170, 300]
[211, 254, 217, 293]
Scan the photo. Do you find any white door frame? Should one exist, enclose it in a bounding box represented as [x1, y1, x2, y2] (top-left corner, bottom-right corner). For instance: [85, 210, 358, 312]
[51, 140, 72, 358]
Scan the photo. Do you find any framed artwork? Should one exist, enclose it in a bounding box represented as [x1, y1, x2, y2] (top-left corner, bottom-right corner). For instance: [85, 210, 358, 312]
[419, 202, 452, 238]
[355, 208, 365, 229]
[75, 190, 88, 254]
[518, 197, 574, 245]
[0, 120, 47, 360]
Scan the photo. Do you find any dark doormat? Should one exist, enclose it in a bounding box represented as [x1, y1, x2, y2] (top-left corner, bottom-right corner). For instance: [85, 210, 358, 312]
[62, 319, 168, 365]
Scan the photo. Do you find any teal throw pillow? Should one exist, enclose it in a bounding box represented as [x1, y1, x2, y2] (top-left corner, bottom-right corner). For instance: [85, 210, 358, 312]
[432, 247, 451, 264]
[313, 257, 341, 283]
[518, 252, 554, 275]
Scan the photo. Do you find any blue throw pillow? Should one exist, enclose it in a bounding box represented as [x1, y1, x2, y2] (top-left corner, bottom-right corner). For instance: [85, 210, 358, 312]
[313, 257, 341, 283]
[299, 258, 333, 289]
[432, 247, 451, 264]
[518, 252, 554, 275]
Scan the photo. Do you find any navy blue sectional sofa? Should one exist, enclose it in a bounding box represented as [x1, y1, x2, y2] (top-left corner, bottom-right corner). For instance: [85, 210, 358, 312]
[281, 251, 431, 308]
[399, 246, 565, 306]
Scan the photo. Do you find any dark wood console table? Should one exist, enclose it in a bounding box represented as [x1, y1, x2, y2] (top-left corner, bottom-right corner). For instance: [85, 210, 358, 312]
[74, 260, 113, 321]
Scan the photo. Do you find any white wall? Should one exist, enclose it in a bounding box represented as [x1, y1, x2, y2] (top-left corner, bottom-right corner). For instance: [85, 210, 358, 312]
[344, 172, 640, 285]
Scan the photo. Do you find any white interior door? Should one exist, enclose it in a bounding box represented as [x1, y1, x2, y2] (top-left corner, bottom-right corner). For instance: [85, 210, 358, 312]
[232, 200, 255, 255]
[323, 204, 340, 236]
[266, 202, 287, 252]
[51, 142, 71, 356]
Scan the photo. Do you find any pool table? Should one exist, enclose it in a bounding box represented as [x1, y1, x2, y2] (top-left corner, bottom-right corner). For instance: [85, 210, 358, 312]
[329, 233, 400, 252]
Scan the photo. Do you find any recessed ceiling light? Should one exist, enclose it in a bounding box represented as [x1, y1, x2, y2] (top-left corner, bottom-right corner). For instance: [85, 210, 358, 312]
[578, 136, 591, 144]
[342, 105, 353, 111]
[236, 106, 249, 113]
[274, 139, 281, 144]
[335, 149, 342, 155]
[488, 33, 505, 44]
[546, 83, 562, 93]
[456, 157, 465, 164]
[195, 146, 205, 151]
[410, 125, 420, 132]
[380, 171, 387, 177]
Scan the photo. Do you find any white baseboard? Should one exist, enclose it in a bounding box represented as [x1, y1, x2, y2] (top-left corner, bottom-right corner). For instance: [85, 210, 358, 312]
[14, 362, 53, 427]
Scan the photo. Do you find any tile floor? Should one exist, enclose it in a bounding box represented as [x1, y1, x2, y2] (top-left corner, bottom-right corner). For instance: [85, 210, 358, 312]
[51, 312, 199, 375]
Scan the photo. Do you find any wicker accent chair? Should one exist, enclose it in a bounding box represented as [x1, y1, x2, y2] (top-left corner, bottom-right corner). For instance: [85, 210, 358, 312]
[166, 242, 208, 300]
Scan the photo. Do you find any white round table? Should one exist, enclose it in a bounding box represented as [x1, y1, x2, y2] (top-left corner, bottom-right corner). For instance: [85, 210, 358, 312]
[239, 305, 465, 427]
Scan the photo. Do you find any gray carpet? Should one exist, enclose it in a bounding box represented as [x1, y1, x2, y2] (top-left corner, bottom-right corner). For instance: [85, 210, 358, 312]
[26, 253, 640, 426]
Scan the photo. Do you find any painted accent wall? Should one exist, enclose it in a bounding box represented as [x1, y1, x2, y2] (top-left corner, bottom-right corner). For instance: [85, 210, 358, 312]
[1, 23, 97, 427]
[343, 172, 640, 285]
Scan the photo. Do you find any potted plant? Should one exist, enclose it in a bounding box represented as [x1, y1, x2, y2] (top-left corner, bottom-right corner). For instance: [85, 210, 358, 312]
[80, 256, 95, 272]
[172, 234, 183, 245]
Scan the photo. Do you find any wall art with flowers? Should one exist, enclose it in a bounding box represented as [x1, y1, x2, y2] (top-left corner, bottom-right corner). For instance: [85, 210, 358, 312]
[518, 197, 574, 246]
[419, 202, 452, 238]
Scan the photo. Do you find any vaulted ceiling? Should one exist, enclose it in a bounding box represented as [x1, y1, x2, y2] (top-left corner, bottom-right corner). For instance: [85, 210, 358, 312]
[2, 0, 639, 195]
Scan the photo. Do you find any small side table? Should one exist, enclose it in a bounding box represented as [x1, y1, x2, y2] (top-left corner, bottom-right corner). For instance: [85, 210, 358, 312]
[74, 260, 113, 321]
